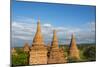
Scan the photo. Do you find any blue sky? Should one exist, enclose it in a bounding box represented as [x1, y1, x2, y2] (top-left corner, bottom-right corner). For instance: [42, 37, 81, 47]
[12, 0, 96, 47]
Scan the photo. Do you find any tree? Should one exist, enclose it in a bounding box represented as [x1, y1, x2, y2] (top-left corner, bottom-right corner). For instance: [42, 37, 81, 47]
[83, 46, 96, 61]
[12, 48, 29, 66]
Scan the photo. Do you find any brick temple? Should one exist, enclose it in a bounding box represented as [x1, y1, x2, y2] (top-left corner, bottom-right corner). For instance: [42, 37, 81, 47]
[47, 30, 67, 64]
[29, 18, 48, 65]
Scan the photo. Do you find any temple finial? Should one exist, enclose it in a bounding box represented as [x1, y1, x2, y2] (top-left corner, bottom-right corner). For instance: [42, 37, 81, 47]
[37, 17, 41, 32]
[72, 33, 75, 38]
[38, 16, 40, 23]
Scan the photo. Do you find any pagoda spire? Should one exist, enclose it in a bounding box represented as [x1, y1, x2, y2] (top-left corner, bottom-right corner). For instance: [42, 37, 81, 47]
[33, 17, 44, 44]
[51, 30, 59, 49]
[48, 30, 67, 63]
[69, 33, 80, 59]
[37, 17, 41, 32]
[70, 33, 78, 49]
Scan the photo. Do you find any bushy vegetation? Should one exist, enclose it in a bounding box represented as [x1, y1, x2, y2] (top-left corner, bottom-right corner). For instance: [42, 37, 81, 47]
[11, 48, 29, 66]
[67, 57, 80, 63]
[83, 46, 96, 61]
[59, 44, 96, 62]
[12, 44, 96, 66]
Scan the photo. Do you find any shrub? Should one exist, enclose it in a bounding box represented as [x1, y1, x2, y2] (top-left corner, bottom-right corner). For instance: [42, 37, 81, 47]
[83, 46, 96, 61]
[12, 49, 29, 66]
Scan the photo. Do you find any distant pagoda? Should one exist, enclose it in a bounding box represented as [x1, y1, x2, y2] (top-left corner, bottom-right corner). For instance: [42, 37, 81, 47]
[68, 33, 80, 60]
[23, 42, 30, 53]
[11, 48, 18, 56]
[29, 17, 47, 65]
[48, 30, 67, 64]
[12, 48, 16, 53]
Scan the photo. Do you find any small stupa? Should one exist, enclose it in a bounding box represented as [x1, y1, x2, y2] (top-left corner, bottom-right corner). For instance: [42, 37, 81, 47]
[12, 48, 16, 53]
[11, 48, 18, 56]
[29, 17, 47, 65]
[68, 33, 80, 60]
[23, 42, 30, 52]
[48, 30, 66, 64]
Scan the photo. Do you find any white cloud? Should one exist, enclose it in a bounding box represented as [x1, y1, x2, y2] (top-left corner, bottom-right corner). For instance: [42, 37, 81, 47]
[12, 35, 32, 40]
[12, 21, 35, 41]
[43, 23, 52, 27]
[14, 16, 37, 23]
[89, 22, 95, 32]
[12, 18, 96, 46]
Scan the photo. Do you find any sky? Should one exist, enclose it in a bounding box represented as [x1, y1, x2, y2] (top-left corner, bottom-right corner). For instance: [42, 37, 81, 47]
[11, 0, 96, 47]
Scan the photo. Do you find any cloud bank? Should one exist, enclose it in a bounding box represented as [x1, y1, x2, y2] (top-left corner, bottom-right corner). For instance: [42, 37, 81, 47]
[11, 17, 95, 47]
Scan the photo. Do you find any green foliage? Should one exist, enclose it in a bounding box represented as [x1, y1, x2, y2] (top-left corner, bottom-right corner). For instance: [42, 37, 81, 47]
[12, 44, 96, 66]
[83, 46, 96, 61]
[60, 44, 96, 62]
[67, 57, 80, 63]
[12, 48, 29, 66]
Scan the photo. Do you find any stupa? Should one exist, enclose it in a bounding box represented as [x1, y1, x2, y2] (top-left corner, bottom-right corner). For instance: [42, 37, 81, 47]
[29, 17, 47, 65]
[11, 48, 18, 56]
[48, 30, 66, 64]
[23, 42, 30, 53]
[68, 33, 80, 60]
